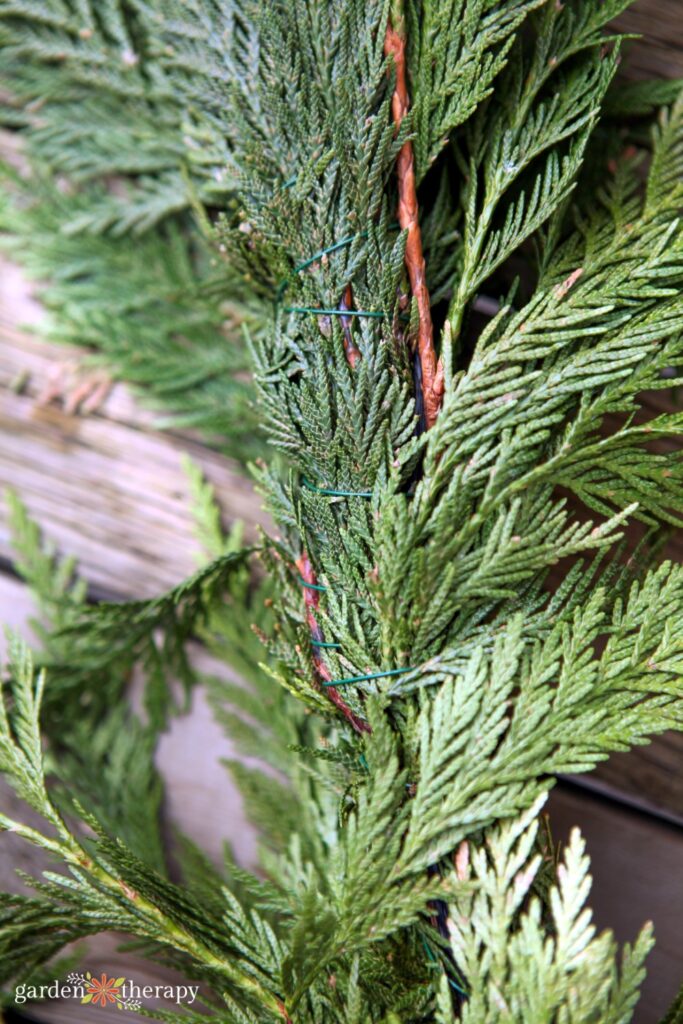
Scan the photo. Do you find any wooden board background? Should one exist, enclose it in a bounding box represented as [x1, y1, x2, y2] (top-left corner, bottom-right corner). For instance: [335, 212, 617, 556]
[614, 3, 683, 81]
[1, 1, 683, 1020]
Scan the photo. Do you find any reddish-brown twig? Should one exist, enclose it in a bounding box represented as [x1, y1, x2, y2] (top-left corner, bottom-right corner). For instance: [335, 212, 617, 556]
[339, 285, 362, 368]
[296, 553, 371, 735]
[384, 15, 443, 429]
[301, 286, 359, 719]
[277, 999, 292, 1024]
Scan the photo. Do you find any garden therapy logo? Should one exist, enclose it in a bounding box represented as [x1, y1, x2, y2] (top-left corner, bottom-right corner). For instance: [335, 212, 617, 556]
[13, 970, 200, 1012]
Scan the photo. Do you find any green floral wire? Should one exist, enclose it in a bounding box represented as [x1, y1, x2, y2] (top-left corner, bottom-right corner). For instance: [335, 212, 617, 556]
[323, 667, 414, 687]
[422, 936, 468, 997]
[276, 232, 362, 302]
[275, 219, 401, 315]
[298, 578, 416, 685]
[297, 576, 328, 592]
[302, 476, 373, 499]
[297, 579, 415, 682]
[284, 305, 387, 317]
[278, 221, 399, 291]
[295, 231, 369, 274]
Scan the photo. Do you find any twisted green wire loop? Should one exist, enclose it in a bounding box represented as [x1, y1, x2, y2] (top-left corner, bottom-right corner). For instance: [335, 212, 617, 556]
[284, 217, 414, 691]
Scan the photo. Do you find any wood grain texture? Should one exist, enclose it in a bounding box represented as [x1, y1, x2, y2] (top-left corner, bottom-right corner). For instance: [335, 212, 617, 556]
[0, 262, 267, 599]
[614, 1, 683, 80]
[576, 735, 683, 826]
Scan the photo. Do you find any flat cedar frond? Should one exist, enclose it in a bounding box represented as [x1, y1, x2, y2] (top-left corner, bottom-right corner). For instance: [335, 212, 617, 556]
[0, 176, 265, 460]
[6, 489, 256, 726]
[1, 1, 683, 1022]
[442, 797, 652, 1023]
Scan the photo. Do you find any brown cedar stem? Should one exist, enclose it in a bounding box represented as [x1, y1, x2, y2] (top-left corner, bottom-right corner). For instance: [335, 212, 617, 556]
[384, 11, 443, 429]
[339, 284, 362, 368]
[296, 553, 371, 735]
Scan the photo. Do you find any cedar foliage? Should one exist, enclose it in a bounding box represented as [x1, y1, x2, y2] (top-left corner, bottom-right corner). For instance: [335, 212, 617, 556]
[2, 0, 683, 1021]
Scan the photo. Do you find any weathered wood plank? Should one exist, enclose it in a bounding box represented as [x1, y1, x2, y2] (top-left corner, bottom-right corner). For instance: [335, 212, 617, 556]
[573, 736, 683, 827]
[615, 2, 683, 80]
[0, 264, 267, 599]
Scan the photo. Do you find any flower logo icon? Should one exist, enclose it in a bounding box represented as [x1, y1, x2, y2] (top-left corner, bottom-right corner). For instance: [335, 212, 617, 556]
[81, 973, 126, 1008]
